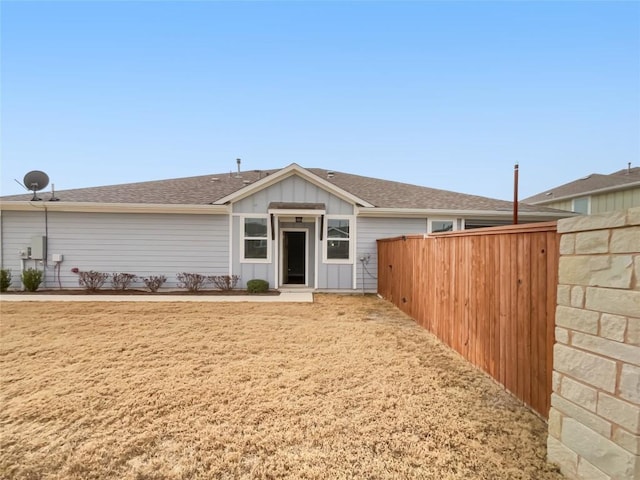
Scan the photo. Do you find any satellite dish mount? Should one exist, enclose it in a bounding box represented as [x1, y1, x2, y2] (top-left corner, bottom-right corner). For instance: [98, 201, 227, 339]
[23, 170, 50, 201]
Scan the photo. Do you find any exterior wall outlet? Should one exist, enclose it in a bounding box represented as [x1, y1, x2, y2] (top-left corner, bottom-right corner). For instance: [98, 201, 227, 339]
[52, 254, 63, 262]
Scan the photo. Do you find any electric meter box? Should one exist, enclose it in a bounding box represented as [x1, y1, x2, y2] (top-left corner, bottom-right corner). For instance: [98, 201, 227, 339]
[30, 236, 46, 260]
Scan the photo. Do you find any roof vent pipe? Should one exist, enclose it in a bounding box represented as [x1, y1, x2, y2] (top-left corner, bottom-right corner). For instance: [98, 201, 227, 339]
[236, 158, 242, 178]
[629, 162, 632, 174]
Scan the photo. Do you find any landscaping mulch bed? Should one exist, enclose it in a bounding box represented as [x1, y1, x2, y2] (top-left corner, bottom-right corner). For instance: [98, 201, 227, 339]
[0, 294, 561, 480]
[1, 288, 280, 296]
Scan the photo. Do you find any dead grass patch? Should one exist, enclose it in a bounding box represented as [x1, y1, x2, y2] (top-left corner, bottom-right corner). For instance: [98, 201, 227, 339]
[0, 294, 561, 479]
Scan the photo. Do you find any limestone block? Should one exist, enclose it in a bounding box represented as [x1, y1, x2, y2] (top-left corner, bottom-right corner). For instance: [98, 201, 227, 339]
[627, 207, 640, 226]
[586, 287, 640, 318]
[553, 371, 563, 393]
[560, 233, 576, 255]
[610, 226, 640, 253]
[561, 418, 637, 478]
[571, 331, 640, 367]
[571, 286, 585, 308]
[619, 364, 640, 405]
[576, 230, 610, 254]
[577, 458, 611, 480]
[554, 344, 617, 393]
[558, 284, 572, 307]
[560, 256, 605, 286]
[549, 407, 563, 439]
[556, 305, 600, 334]
[559, 255, 632, 288]
[600, 313, 627, 343]
[613, 426, 640, 455]
[597, 393, 640, 434]
[628, 317, 640, 346]
[561, 376, 598, 412]
[635, 256, 640, 292]
[558, 211, 626, 234]
[556, 327, 570, 344]
[547, 435, 578, 478]
[590, 255, 634, 289]
[552, 393, 612, 437]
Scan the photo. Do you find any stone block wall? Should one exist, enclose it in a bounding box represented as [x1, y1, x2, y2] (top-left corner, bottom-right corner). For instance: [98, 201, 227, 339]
[548, 207, 640, 480]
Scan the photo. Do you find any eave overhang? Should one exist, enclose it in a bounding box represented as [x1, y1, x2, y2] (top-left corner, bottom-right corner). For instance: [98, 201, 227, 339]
[0, 201, 230, 215]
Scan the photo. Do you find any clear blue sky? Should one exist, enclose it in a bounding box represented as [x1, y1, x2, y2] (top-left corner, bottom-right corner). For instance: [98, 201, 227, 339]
[1, 1, 638, 201]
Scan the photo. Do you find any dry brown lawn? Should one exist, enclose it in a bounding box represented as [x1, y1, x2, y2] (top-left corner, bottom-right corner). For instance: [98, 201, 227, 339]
[0, 294, 562, 480]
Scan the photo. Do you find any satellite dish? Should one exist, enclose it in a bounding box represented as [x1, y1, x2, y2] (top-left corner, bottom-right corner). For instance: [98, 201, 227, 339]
[23, 170, 50, 201]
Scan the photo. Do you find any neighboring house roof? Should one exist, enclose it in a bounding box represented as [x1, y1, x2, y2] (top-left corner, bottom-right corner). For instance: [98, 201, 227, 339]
[523, 167, 640, 204]
[1, 163, 564, 215]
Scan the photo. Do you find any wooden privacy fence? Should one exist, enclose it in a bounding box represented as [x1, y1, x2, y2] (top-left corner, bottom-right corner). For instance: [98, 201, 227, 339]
[377, 222, 559, 418]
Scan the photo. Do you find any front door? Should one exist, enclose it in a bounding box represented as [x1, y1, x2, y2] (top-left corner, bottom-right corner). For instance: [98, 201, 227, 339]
[282, 231, 306, 285]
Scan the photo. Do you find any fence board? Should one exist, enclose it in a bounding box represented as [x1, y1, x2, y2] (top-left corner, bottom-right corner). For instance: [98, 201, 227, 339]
[377, 222, 558, 418]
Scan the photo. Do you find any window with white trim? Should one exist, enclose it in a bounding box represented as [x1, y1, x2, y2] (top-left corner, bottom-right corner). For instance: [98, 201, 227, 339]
[572, 197, 590, 214]
[325, 217, 351, 261]
[428, 219, 455, 233]
[242, 216, 269, 262]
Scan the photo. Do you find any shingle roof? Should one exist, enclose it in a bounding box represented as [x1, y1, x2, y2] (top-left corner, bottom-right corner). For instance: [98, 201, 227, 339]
[523, 167, 640, 204]
[1, 165, 558, 213]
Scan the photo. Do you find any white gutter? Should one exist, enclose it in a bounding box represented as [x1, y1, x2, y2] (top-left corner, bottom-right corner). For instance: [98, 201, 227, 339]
[355, 206, 574, 219]
[0, 201, 230, 215]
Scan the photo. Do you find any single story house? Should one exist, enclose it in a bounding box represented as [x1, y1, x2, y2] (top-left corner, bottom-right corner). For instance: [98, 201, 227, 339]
[0, 163, 570, 292]
[523, 165, 640, 215]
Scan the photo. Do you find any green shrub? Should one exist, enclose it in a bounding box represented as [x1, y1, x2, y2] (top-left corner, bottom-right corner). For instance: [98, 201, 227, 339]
[21, 268, 43, 292]
[246, 279, 269, 294]
[1, 269, 12, 292]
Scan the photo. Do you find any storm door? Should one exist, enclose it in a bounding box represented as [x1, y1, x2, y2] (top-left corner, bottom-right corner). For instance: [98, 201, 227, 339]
[282, 230, 307, 285]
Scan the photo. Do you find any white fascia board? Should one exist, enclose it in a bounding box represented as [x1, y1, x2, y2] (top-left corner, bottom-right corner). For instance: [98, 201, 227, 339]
[528, 181, 640, 205]
[0, 201, 230, 215]
[213, 163, 375, 208]
[355, 206, 574, 219]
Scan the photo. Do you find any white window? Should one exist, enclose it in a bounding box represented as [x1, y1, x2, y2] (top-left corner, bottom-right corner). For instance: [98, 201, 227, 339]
[325, 217, 352, 263]
[572, 197, 590, 214]
[241, 216, 270, 262]
[428, 219, 456, 233]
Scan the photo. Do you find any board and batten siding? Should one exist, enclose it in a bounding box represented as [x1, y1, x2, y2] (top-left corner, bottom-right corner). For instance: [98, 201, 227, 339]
[357, 217, 428, 292]
[0, 210, 228, 290]
[231, 174, 355, 290]
[591, 186, 640, 213]
[232, 175, 354, 214]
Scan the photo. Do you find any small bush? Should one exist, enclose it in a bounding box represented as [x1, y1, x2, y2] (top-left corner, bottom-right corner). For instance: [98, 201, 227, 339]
[1, 269, 11, 292]
[177, 272, 208, 292]
[111, 273, 137, 291]
[21, 268, 43, 292]
[209, 275, 240, 291]
[246, 279, 269, 294]
[142, 275, 166, 293]
[78, 271, 110, 292]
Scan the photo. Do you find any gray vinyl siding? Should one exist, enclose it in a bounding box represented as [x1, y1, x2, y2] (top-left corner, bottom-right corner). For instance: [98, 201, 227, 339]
[233, 175, 353, 214]
[0, 210, 228, 290]
[357, 217, 428, 293]
[591, 187, 640, 213]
